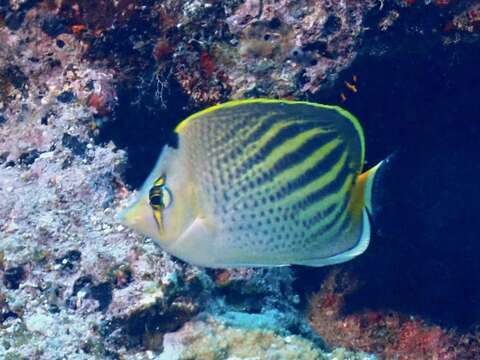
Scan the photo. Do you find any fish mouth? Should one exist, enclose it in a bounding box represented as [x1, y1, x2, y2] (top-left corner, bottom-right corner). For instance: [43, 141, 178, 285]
[117, 197, 161, 241]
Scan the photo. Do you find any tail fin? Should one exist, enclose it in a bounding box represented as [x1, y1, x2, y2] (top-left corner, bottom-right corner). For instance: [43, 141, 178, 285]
[359, 161, 383, 216]
[358, 154, 396, 218]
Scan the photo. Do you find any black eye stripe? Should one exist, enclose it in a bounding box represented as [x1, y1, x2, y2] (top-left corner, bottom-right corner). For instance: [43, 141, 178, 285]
[150, 187, 163, 196]
[149, 176, 172, 211]
[149, 194, 163, 206]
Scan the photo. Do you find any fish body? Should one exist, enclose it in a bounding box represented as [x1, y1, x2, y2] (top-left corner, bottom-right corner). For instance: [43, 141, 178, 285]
[119, 99, 381, 268]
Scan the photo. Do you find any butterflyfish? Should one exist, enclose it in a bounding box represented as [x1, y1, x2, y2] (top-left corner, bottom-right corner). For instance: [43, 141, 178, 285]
[118, 99, 383, 268]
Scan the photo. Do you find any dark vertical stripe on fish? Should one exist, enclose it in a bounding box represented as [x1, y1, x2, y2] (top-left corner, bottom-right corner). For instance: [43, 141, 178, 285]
[240, 113, 303, 147]
[276, 141, 347, 199]
[295, 163, 352, 211]
[236, 122, 330, 174]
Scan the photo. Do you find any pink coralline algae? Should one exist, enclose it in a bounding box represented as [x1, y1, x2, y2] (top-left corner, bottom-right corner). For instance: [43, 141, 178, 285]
[308, 269, 480, 360]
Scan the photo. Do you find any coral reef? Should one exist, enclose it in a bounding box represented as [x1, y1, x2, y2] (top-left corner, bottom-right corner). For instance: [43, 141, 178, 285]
[308, 269, 480, 359]
[53, 0, 377, 103]
[0, 2, 342, 358]
[160, 315, 375, 360]
[225, 0, 376, 97]
[0, 10, 362, 351]
[2, 0, 480, 358]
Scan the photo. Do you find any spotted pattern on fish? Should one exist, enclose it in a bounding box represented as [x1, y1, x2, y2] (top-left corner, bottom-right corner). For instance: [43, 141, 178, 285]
[174, 100, 365, 263]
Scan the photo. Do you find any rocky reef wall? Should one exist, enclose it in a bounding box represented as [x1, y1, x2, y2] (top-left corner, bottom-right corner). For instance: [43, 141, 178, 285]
[1, 0, 480, 359]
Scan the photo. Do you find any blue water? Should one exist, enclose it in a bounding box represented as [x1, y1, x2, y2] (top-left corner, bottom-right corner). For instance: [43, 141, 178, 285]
[302, 8, 480, 330]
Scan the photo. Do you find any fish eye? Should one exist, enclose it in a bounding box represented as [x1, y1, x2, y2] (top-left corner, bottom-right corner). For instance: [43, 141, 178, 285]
[149, 193, 164, 206]
[149, 176, 172, 210]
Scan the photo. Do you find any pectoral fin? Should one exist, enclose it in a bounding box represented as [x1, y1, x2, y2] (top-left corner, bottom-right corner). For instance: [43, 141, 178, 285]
[168, 217, 219, 267]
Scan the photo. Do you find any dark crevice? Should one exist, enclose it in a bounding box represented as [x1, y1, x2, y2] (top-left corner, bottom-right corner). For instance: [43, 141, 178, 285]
[97, 75, 190, 189]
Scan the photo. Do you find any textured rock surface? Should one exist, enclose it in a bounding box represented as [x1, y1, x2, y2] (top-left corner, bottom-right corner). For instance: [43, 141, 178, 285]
[224, 0, 375, 97]
[0, 57, 363, 357]
[2, 0, 480, 359]
[159, 315, 375, 360]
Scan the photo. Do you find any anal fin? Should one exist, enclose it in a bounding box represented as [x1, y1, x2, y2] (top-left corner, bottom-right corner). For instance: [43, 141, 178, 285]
[294, 209, 371, 267]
